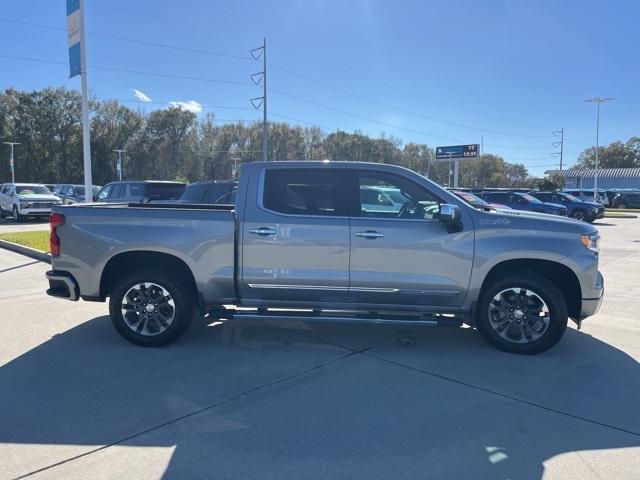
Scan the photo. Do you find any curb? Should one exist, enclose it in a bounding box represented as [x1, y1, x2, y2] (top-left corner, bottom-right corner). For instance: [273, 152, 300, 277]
[0, 239, 51, 264]
[604, 214, 637, 219]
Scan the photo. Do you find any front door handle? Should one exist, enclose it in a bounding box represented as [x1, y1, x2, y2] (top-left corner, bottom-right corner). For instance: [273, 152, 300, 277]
[249, 227, 277, 236]
[355, 230, 384, 239]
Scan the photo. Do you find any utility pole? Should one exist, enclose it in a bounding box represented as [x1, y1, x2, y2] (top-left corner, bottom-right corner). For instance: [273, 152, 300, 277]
[552, 128, 564, 171]
[448, 152, 453, 187]
[250, 38, 268, 162]
[3, 142, 20, 183]
[584, 97, 614, 201]
[113, 149, 125, 181]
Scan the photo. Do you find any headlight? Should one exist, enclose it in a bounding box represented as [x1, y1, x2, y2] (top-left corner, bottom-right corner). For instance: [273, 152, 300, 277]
[20, 202, 30, 208]
[592, 208, 598, 214]
[581, 232, 600, 253]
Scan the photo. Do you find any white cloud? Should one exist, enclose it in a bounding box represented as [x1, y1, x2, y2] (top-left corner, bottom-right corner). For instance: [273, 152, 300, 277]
[132, 88, 152, 102]
[169, 100, 203, 113]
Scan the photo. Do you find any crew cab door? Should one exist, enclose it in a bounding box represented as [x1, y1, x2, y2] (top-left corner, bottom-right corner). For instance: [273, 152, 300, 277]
[348, 168, 474, 308]
[240, 166, 351, 304]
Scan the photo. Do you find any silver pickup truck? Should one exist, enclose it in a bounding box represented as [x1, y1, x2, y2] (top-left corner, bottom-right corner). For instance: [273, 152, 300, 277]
[45, 161, 604, 354]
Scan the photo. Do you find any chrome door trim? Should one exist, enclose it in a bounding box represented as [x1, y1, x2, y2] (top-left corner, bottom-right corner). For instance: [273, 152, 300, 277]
[355, 231, 384, 239]
[248, 284, 349, 291]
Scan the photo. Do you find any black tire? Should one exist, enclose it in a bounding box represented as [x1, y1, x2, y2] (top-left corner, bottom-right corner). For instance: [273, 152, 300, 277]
[571, 209, 587, 221]
[109, 269, 196, 346]
[12, 206, 24, 223]
[475, 271, 568, 354]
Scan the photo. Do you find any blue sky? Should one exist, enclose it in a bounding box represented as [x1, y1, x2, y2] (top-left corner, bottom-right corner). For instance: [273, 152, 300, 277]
[1, 0, 638, 175]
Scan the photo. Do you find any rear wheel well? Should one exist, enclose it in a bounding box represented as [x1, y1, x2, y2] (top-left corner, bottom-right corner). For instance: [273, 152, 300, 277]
[481, 259, 581, 318]
[100, 251, 197, 299]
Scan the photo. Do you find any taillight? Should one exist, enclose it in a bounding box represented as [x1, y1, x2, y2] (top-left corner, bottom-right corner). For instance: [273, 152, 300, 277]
[49, 213, 65, 257]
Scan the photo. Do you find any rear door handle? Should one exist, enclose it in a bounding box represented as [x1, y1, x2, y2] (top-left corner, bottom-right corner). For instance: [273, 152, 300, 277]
[355, 230, 384, 239]
[249, 227, 277, 236]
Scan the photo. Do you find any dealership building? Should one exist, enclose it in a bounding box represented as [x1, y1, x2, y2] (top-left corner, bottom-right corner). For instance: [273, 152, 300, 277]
[544, 168, 640, 190]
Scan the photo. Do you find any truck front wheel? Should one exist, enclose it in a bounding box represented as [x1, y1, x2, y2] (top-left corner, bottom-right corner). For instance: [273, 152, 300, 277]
[109, 269, 195, 346]
[475, 271, 568, 354]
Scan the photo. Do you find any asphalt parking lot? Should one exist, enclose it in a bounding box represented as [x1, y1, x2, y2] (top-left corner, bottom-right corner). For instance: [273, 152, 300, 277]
[1, 218, 639, 479]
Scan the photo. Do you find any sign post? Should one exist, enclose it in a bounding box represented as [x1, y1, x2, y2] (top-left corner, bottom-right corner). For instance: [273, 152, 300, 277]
[67, 0, 92, 202]
[435, 144, 479, 188]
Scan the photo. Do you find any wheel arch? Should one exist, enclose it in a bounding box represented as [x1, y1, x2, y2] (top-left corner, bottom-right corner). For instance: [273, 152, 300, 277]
[480, 259, 582, 318]
[100, 250, 198, 300]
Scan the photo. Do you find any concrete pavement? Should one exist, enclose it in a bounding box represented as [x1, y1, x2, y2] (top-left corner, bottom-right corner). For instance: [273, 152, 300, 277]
[0, 218, 639, 479]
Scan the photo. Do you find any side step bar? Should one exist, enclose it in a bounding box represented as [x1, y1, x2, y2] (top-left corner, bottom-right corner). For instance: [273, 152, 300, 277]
[209, 308, 464, 328]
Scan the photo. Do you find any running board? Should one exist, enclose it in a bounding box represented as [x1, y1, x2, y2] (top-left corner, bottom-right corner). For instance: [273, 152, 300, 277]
[209, 308, 464, 328]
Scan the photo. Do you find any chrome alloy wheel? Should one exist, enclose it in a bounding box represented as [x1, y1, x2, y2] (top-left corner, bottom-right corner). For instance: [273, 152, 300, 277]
[121, 282, 175, 336]
[488, 288, 551, 344]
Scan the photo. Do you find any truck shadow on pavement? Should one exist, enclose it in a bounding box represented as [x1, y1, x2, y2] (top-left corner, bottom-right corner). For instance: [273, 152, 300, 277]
[1, 315, 639, 479]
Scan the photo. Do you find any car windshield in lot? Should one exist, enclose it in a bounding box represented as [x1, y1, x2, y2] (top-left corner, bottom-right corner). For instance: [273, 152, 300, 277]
[146, 183, 186, 199]
[16, 185, 50, 195]
[452, 190, 490, 207]
[521, 193, 542, 203]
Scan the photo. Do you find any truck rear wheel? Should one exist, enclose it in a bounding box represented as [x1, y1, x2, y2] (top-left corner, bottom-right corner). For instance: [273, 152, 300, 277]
[109, 269, 195, 346]
[475, 271, 568, 354]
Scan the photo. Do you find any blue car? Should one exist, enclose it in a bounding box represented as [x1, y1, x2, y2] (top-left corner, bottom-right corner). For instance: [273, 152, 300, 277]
[530, 191, 604, 223]
[480, 191, 567, 216]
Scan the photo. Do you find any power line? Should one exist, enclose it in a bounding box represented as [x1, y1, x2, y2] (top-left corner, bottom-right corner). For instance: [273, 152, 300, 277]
[269, 63, 551, 139]
[0, 53, 251, 85]
[0, 17, 250, 62]
[0, 15, 559, 141]
[268, 87, 552, 150]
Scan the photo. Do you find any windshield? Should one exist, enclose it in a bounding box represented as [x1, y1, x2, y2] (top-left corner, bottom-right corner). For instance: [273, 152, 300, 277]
[453, 190, 488, 207]
[562, 193, 580, 202]
[520, 193, 542, 203]
[16, 185, 51, 195]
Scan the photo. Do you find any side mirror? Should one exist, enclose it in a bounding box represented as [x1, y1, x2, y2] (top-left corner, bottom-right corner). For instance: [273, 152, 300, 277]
[438, 203, 462, 232]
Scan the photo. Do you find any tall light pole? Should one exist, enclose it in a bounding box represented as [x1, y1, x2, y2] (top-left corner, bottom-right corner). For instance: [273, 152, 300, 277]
[113, 149, 125, 181]
[584, 97, 614, 201]
[3, 142, 20, 183]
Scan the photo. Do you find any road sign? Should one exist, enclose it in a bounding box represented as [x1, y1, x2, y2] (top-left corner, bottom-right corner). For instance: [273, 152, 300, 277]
[435, 144, 479, 160]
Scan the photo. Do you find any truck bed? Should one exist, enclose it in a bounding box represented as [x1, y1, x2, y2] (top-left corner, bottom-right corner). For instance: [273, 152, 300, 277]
[52, 202, 237, 304]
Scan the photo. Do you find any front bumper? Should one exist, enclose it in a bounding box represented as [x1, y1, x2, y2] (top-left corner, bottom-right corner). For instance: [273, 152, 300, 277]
[579, 271, 604, 319]
[20, 208, 53, 216]
[46, 270, 79, 301]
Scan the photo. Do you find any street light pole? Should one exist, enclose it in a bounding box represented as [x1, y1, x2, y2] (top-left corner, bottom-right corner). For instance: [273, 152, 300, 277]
[584, 97, 614, 201]
[3, 142, 21, 183]
[113, 149, 125, 181]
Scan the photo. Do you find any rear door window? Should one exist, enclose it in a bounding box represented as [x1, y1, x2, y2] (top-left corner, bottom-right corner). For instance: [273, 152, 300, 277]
[145, 183, 186, 200]
[263, 168, 349, 216]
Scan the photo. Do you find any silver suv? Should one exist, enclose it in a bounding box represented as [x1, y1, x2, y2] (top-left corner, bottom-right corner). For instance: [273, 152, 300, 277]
[0, 183, 61, 222]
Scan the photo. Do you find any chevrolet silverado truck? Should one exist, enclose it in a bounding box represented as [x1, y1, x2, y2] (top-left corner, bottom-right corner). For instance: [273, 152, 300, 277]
[45, 161, 604, 354]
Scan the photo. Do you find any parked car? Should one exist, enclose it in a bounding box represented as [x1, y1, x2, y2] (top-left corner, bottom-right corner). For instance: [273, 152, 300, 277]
[177, 180, 237, 204]
[0, 183, 61, 222]
[449, 189, 510, 211]
[479, 191, 567, 216]
[46, 161, 603, 355]
[564, 189, 609, 206]
[529, 191, 604, 222]
[611, 192, 640, 209]
[96, 181, 186, 203]
[55, 184, 101, 204]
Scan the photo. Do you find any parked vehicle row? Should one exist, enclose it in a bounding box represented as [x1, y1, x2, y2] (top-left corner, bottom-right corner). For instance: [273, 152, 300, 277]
[0, 183, 61, 222]
[51, 184, 102, 204]
[478, 191, 568, 217]
[95, 181, 186, 203]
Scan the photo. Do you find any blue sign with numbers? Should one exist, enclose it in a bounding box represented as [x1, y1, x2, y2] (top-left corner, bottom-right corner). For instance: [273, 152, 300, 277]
[435, 144, 479, 160]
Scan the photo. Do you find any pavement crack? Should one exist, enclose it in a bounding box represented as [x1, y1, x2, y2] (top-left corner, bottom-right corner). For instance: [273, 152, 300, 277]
[13, 349, 360, 480]
[363, 351, 640, 439]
